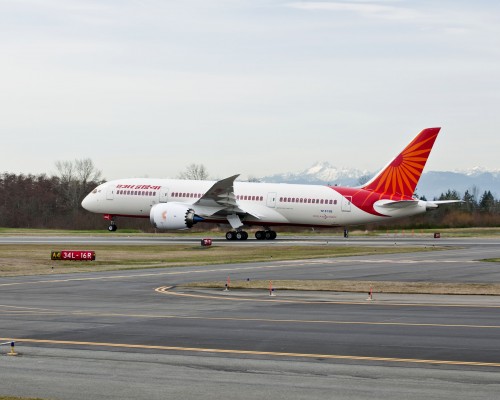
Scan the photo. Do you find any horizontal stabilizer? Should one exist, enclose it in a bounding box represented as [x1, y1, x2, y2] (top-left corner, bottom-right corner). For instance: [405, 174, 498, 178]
[425, 200, 464, 210]
[375, 200, 420, 209]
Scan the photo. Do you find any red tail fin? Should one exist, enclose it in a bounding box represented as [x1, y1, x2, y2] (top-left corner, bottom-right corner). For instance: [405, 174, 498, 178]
[362, 127, 441, 198]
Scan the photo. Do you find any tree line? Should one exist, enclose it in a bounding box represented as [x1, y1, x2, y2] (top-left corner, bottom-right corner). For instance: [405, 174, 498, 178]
[0, 159, 107, 229]
[0, 161, 498, 231]
[371, 188, 500, 230]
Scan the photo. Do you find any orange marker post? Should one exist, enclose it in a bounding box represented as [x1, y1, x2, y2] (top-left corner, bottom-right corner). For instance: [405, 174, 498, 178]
[269, 280, 276, 297]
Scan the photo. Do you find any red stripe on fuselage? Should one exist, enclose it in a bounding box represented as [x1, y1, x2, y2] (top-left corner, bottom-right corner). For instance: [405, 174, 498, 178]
[330, 186, 414, 217]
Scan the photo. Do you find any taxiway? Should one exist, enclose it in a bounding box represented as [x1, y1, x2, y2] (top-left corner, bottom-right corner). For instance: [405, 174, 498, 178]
[1, 235, 499, 399]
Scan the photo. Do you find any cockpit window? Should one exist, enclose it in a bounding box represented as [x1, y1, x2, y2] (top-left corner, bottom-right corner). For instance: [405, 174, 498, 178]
[92, 189, 98, 194]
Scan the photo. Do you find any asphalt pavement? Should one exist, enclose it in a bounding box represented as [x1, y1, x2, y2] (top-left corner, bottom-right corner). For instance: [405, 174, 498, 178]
[1, 235, 500, 399]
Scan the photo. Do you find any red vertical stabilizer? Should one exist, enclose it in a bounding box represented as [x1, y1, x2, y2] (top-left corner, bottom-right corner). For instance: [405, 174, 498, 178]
[362, 127, 441, 199]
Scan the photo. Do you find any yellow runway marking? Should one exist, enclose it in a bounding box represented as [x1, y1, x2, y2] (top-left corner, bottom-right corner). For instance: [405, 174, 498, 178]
[1, 337, 500, 368]
[2, 303, 500, 330]
[156, 286, 500, 309]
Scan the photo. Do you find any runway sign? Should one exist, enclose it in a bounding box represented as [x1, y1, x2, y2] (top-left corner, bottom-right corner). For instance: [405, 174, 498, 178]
[51, 251, 96, 261]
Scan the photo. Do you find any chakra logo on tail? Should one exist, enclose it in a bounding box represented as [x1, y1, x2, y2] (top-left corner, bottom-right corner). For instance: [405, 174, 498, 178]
[362, 127, 441, 199]
[333, 127, 441, 216]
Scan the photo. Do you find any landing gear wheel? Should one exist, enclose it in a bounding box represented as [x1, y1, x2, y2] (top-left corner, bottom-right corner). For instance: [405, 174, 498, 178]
[256, 230, 276, 240]
[108, 224, 117, 232]
[235, 231, 248, 240]
[255, 231, 264, 240]
[227, 230, 249, 240]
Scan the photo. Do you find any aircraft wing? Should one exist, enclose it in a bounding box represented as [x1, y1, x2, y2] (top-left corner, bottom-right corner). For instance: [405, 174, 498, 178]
[195, 174, 239, 208]
[193, 174, 260, 220]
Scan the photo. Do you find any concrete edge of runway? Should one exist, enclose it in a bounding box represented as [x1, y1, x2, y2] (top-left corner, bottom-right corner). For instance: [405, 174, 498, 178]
[160, 286, 500, 307]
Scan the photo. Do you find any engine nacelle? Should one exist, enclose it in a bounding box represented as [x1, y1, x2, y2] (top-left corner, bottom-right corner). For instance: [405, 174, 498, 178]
[150, 203, 202, 230]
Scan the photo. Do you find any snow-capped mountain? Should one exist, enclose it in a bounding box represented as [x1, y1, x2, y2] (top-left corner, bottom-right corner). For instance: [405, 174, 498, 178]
[261, 162, 371, 187]
[456, 167, 500, 178]
[258, 162, 500, 200]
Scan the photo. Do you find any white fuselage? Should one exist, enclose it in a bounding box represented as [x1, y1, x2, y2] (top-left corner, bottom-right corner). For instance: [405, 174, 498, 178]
[82, 178, 427, 229]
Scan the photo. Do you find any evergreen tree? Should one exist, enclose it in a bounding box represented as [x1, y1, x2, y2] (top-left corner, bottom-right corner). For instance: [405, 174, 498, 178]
[479, 190, 495, 213]
[462, 189, 477, 212]
[438, 189, 461, 200]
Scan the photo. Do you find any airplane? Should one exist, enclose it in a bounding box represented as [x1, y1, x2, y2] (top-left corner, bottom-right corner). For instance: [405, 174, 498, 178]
[82, 127, 460, 240]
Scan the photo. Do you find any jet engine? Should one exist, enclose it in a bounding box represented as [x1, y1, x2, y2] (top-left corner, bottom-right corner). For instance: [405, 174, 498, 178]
[150, 203, 203, 230]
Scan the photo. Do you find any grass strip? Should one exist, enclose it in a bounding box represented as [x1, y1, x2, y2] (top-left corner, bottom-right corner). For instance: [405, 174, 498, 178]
[0, 397, 47, 400]
[0, 244, 436, 277]
[183, 279, 500, 296]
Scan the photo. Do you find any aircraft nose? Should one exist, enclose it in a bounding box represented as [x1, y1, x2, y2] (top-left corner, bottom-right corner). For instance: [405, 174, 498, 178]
[81, 193, 92, 211]
[81, 190, 99, 212]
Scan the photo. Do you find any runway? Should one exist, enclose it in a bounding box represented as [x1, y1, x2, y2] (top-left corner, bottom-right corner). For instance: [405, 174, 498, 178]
[1, 236, 500, 399]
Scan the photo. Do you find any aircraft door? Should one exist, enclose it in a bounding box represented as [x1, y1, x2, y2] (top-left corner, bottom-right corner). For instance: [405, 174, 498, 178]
[106, 185, 115, 200]
[341, 196, 352, 212]
[159, 188, 169, 203]
[267, 192, 277, 208]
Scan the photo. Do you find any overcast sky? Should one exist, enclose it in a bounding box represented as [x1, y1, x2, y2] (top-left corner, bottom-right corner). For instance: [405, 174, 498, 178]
[2, 0, 499, 180]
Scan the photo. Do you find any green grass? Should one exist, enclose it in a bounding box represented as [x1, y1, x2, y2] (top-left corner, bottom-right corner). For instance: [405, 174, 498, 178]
[0, 397, 47, 400]
[0, 227, 229, 237]
[0, 227, 145, 235]
[407, 227, 500, 237]
[0, 244, 438, 277]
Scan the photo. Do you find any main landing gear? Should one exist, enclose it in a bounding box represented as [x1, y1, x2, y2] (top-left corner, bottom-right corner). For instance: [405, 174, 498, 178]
[224, 213, 277, 240]
[224, 230, 277, 240]
[225, 230, 248, 240]
[255, 230, 277, 240]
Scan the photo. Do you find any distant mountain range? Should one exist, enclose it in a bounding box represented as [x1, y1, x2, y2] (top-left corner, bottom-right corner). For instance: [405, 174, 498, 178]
[258, 162, 500, 200]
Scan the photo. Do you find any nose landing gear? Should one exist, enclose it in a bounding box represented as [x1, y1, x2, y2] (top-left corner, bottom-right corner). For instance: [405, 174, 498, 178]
[104, 214, 117, 232]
